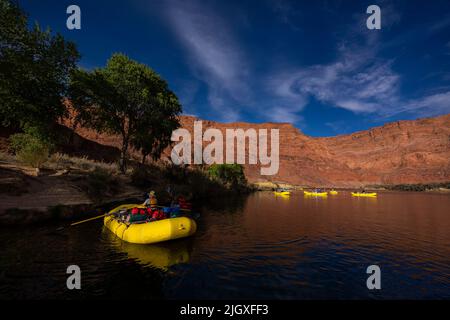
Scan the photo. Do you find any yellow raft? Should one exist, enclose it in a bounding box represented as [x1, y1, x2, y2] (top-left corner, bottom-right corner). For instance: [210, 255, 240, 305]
[274, 191, 290, 196]
[304, 191, 328, 196]
[351, 192, 377, 197]
[104, 204, 197, 244]
[329, 190, 338, 195]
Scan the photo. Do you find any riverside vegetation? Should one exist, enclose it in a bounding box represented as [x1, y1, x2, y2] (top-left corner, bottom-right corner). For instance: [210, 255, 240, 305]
[0, 0, 251, 223]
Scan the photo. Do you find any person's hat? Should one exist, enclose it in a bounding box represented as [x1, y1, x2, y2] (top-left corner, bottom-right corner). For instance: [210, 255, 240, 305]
[149, 191, 155, 196]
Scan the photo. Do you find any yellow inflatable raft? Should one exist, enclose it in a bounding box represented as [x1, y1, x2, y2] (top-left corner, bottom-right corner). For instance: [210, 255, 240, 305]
[104, 204, 197, 244]
[304, 191, 328, 196]
[351, 192, 377, 197]
[274, 191, 290, 196]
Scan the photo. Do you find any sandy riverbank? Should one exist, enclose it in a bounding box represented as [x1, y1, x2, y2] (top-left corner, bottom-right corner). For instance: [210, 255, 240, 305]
[0, 157, 143, 225]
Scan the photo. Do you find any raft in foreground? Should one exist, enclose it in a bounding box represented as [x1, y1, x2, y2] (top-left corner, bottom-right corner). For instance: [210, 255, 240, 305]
[104, 205, 197, 244]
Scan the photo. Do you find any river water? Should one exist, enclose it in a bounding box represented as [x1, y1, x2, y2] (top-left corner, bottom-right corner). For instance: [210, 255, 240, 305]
[0, 191, 449, 299]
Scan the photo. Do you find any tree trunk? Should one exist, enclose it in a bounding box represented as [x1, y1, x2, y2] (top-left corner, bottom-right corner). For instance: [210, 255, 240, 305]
[119, 136, 128, 174]
[141, 153, 147, 165]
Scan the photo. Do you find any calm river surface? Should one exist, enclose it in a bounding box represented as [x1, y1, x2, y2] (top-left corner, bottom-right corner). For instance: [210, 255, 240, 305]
[1, 191, 449, 299]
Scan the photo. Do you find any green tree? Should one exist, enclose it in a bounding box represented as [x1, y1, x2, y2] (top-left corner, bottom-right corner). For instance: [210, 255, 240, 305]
[131, 105, 180, 164]
[0, 0, 79, 136]
[208, 164, 247, 187]
[10, 125, 54, 168]
[69, 53, 181, 173]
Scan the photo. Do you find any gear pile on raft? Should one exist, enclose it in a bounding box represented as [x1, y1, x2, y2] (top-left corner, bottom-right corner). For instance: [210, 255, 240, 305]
[104, 191, 197, 245]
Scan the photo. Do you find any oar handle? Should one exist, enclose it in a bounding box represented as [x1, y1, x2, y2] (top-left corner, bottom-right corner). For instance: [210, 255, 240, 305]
[70, 213, 108, 226]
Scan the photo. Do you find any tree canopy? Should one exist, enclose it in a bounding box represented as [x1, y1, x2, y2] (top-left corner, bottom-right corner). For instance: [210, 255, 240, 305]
[0, 0, 79, 136]
[69, 53, 182, 172]
[208, 164, 247, 187]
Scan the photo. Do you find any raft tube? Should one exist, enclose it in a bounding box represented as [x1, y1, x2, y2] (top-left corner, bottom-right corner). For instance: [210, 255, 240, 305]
[351, 192, 377, 197]
[304, 191, 328, 196]
[104, 204, 197, 244]
[274, 191, 290, 196]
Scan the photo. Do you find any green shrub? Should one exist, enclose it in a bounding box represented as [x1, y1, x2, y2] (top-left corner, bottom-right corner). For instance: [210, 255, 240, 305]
[85, 167, 117, 201]
[131, 166, 153, 188]
[163, 163, 188, 183]
[208, 164, 247, 187]
[10, 127, 53, 168]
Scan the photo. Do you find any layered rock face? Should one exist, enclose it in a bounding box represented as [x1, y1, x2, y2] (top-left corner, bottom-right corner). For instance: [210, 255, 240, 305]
[64, 113, 450, 187]
[177, 114, 450, 187]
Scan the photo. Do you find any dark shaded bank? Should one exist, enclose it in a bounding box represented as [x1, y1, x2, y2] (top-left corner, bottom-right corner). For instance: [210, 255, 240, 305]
[367, 181, 450, 192]
[0, 197, 142, 226]
[0, 167, 253, 225]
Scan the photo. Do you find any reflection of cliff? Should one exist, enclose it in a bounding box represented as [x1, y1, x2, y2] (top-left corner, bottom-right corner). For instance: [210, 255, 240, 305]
[105, 230, 192, 271]
[61, 113, 450, 187]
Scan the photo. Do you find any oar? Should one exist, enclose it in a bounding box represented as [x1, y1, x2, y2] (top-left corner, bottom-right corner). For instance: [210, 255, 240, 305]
[70, 213, 109, 226]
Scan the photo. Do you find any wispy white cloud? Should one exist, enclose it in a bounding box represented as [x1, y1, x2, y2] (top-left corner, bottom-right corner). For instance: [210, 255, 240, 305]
[267, 39, 401, 115]
[164, 0, 250, 121]
[264, 8, 450, 120]
[268, 105, 305, 123]
[160, 0, 450, 125]
[397, 91, 450, 117]
[429, 14, 450, 33]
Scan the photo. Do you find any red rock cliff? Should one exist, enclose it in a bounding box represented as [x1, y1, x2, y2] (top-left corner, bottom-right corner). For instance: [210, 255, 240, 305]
[64, 113, 450, 187]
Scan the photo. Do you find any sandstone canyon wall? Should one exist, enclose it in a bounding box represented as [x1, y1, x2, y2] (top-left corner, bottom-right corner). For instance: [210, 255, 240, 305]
[64, 113, 450, 187]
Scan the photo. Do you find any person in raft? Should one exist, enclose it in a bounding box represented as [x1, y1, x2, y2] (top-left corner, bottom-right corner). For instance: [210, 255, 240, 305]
[177, 195, 192, 211]
[144, 191, 158, 208]
[142, 191, 169, 221]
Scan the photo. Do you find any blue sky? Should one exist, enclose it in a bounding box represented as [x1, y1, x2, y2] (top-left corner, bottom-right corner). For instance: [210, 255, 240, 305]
[19, 0, 450, 136]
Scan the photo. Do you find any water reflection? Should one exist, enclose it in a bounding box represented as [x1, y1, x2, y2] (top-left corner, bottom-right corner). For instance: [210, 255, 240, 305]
[0, 191, 449, 299]
[103, 228, 192, 271]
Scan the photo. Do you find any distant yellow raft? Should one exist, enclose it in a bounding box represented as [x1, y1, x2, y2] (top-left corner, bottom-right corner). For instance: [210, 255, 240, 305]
[104, 204, 197, 244]
[351, 192, 377, 197]
[329, 190, 338, 195]
[304, 191, 328, 196]
[274, 191, 290, 196]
